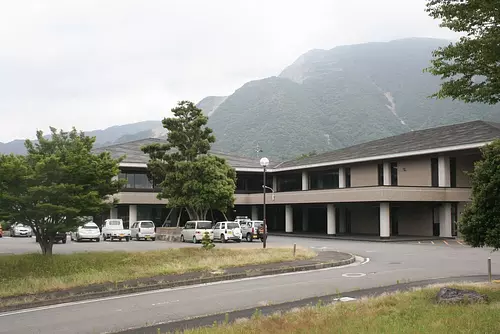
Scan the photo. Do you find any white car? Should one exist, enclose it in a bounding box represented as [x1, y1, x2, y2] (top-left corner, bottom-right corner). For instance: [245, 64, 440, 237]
[213, 221, 242, 243]
[102, 219, 131, 241]
[131, 220, 156, 241]
[180, 220, 214, 243]
[10, 223, 33, 237]
[71, 222, 101, 242]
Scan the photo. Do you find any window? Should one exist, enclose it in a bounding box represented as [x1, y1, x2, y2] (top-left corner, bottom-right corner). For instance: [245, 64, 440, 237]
[227, 223, 239, 229]
[377, 164, 384, 186]
[345, 168, 351, 188]
[214, 223, 221, 229]
[83, 224, 98, 229]
[431, 158, 439, 187]
[277, 174, 302, 192]
[309, 168, 339, 190]
[140, 222, 154, 228]
[390, 162, 398, 186]
[131, 223, 138, 228]
[119, 172, 154, 189]
[450, 157, 457, 188]
[197, 221, 212, 229]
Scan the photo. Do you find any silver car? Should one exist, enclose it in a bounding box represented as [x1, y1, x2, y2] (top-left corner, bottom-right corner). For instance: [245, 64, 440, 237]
[10, 223, 33, 237]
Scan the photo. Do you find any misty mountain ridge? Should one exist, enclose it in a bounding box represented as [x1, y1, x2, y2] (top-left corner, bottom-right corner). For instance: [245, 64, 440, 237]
[1, 38, 499, 159]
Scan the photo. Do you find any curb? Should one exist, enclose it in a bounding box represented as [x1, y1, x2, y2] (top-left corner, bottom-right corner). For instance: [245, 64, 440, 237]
[269, 233, 448, 243]
[0, 253, 355, 313]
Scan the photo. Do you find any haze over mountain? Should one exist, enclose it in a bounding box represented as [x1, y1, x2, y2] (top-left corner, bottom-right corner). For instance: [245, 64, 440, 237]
[1, 38, 499, 159]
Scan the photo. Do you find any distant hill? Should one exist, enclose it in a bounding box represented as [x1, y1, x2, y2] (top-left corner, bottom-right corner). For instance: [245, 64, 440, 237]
[2, 38, 499, 159]
[206, 38, 500, 160]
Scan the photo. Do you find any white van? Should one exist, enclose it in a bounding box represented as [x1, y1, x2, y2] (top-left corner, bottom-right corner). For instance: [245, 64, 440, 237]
[130, 220, 156, 241]
[213, 221, 242, 243]
[180, 220, 214, 243]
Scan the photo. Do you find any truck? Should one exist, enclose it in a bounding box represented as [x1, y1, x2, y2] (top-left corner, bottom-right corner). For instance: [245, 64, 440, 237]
[102, 219, 131, 242]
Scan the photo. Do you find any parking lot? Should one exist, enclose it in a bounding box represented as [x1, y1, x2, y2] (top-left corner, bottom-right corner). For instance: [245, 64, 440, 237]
[0, 235, 269, 255]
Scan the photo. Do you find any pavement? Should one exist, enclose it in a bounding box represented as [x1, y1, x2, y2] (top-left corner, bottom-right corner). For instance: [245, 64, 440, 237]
[0, 235, 499, 334]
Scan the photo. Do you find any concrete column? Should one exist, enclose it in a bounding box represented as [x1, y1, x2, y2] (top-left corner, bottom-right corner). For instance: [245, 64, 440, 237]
[438, 156, 451, 187]
[338, 207, 346, 233]
[302, 207, 309, 232]
[285, 205, 293, 233]
[302, 171, 309, 191]
[380, 202, 390, 239]
[110, 207, 118, 219]
[129, 205, 137, 225]
[272, 175, 278, 192]
[339, 167, 346, 188]
[383, 162, 391, 186]
[251, 206, 259, 220]
[439, 203, 452, 237]
[327, 204, 336, 235]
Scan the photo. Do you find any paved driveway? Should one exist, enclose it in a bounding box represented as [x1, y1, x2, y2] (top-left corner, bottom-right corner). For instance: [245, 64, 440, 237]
[1, 235, 499, 334]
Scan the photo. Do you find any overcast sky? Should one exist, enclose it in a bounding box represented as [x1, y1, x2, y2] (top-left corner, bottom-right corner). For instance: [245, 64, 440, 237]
[0, 0, 458, 142]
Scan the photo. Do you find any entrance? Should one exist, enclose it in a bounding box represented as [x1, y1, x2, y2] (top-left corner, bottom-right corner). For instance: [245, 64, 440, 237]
[432, 206, 440, 236]
[390, 207, 399, 236]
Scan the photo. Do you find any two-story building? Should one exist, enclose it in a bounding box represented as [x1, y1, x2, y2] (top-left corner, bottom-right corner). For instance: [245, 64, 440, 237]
[92, 120, 500, 239]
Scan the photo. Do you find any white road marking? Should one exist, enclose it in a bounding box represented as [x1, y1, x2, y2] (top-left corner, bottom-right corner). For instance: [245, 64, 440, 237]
[152, 300, 179, 306]
[431, 241, 435, 245]
[365, 250, 376, 253]
[361, 258, 370, 265]
[341, 273, 366, 278]
[0, 257, 365, 318]
[333, 297, 357, 302]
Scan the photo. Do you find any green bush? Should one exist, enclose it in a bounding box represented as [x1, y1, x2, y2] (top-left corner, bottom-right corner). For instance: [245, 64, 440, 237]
[201, 231, 215, 250]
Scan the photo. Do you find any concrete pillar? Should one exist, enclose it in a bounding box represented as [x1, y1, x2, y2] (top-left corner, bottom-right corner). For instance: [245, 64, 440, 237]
[251, 206, 259, 220]
[339, 167, 346, 188]
[338, 207, 346, 233]
[380, 202, 390, 239]
[302, 207, 309, 232]
[383, 162, 391, 186]
[438, 156, 451, 187]
[285, 205, 293, 233]
[327, 204, 336, 235]
[110, 207, 118, 219]
[272, 175, 278, 192]
[439, 203, 452, 237]
[302, 171, 309, 191]
[129, 205, 137, 225]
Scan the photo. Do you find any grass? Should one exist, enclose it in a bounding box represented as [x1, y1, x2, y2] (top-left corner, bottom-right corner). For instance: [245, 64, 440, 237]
[0, 247, 315, 298]
[184, 283, 500, 334]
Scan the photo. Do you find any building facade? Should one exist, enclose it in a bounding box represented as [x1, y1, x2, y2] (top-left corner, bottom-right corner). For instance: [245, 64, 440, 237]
[92, 120, 500, 239]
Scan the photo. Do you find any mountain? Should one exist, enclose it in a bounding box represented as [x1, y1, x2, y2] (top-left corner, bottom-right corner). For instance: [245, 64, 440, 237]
[0, 121, 165, 155]
[206, 38, 500, 160]
[197, 96, 228, 117]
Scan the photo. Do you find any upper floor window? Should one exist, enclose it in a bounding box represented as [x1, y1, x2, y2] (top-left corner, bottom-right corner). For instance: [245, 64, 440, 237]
[450, 157, 457, 188]
[277, 173, 302, 192]
[431, 158, 439, 187]
[345, 168, 351, 188]
[377, 164, 384, 186]
[390, 162, 398, 186]
[309, 168, 339, 190]
[119, 172, 154, 189]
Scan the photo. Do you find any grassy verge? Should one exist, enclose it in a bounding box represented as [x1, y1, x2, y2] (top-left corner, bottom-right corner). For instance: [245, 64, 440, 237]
[0, 247, 315, 298]
[185, 283, 500, 334]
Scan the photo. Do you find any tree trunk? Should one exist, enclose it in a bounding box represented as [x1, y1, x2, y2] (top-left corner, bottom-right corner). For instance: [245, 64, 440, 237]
[38, 236, 54, 256]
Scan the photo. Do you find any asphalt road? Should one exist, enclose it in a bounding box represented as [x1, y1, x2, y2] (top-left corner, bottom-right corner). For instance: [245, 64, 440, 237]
[0, 236, 499, 334]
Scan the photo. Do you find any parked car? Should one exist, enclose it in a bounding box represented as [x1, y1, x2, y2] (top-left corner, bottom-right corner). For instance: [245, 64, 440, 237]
[131, 220, 156, 241]
[102, 219, 131, 241]
[36, 232, 67, 244]
[213, 221, 242, 243]
[71, 222, 101, 242]
[180, 220, 214, 243]
[10, 223, 33, 237]
[240, 220, 267, 242]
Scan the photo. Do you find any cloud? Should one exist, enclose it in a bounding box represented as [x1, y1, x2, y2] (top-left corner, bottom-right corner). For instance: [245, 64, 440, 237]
[0, 0, 458, 142]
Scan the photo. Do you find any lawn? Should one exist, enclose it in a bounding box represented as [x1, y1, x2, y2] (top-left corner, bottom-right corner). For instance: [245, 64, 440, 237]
[0, 247, 315, 298]
[186, 283, 500, 334]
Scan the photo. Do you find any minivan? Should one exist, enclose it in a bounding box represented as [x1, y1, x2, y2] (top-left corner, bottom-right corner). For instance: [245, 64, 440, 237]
[131, 220, 156, 241]
[181, 220, 214, 243]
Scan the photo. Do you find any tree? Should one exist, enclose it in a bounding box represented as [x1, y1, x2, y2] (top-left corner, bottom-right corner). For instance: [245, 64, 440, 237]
[0, 128, 124, 255]
[459, 140, 500, 250]
[142, 101, 236, 221]
[425, 0, 500, 104]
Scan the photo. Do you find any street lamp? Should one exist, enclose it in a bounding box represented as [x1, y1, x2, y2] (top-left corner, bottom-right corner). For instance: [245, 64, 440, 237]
[260, 157, 269, 249]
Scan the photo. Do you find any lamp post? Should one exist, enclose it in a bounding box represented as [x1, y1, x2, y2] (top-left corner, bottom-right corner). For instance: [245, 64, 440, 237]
[260, 157, 269, 249]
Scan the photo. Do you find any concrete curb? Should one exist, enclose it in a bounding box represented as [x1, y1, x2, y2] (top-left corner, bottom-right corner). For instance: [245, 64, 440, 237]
[0, 253, 356, 313]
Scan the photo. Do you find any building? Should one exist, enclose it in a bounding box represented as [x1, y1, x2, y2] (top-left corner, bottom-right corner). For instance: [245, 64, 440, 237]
[92, 120, 500, 239]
